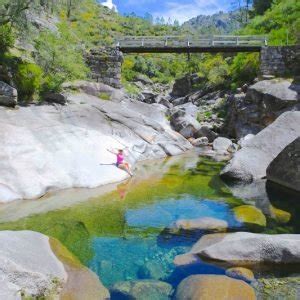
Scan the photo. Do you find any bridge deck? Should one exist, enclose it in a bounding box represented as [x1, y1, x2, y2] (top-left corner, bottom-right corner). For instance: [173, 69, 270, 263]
[117, 35, 267, 53]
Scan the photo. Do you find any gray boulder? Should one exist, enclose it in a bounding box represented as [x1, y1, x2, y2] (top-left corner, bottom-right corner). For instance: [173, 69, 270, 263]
[111, 280, 173, 300]
[186, 232, 300, 265]
[196, 126, 218, 143]
[213, 137, 233, 153]
[0, 81, 17, 107]
[221, 111, 300, 182]
[134, 74, 153, 85]
[171, 75, 192, 97]
[267, 137, 300, 192]
[191, 137, 209, 147]
[44, 92, 67, 105]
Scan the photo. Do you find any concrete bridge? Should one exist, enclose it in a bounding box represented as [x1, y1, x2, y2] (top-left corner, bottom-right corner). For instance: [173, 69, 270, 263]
[86, 36, 299, 88]
[116, 35, 268, 53]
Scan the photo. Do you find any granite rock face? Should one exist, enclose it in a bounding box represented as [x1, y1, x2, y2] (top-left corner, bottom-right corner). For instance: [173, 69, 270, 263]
[221, 112, 300, 182]
[266, 137, 300, 192]
[0, 87, 191, 202]
[226, 79, 300, 138]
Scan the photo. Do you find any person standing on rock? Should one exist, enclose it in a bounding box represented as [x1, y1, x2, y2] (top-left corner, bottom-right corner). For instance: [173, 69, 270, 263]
[107, 148, 133, 176]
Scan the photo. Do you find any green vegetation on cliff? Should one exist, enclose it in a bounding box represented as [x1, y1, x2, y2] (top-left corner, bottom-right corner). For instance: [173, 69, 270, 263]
[0, 0, 299, 100]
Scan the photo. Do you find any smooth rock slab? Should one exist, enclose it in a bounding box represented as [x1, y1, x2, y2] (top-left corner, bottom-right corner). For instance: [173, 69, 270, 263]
[111, 280, 173, 300]
[188, 232, 300, 265]
[266, 137, 300, 192]
[176, 275, 256, 300]
[0, 89, 192, 202]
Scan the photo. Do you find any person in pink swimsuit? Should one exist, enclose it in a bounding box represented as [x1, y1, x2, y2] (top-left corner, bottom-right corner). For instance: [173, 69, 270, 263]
[107, 148, 133, 176]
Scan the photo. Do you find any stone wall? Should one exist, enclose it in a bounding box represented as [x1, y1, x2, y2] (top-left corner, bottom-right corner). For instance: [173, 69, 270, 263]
[260, 46, 300, 77]
[85, 47, 123, 89]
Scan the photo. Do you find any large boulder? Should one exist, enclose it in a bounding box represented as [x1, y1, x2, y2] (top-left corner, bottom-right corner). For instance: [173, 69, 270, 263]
[176, 275, 256, 300]
[266, 137, 300, 192]
[221, 111, 300, 182]
[171, 75, 192, 97]
[196, 126, 218, 143]
[0, 91, 192, 202]
[225, 79, 300, 138]
[186, 232, 300, 265]
[0, 81, 17, 107]
[111, 280, 173, 300]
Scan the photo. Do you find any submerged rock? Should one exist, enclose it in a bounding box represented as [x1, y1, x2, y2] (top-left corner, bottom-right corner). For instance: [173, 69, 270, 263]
[111, 280, 173, 300]
[233, 205, 266, 230]
[176, 275, 256, 300]
[186, 232, 300, 265]
[225, 267, 255, 283]
[173, 217, 228, 232]
[221, 112, 300, 182]
[266, 137, 300, 192]
[255, 277, 300, 299]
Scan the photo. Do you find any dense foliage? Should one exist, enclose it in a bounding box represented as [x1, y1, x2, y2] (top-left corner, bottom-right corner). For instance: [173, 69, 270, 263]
[0, 0, 299, 101]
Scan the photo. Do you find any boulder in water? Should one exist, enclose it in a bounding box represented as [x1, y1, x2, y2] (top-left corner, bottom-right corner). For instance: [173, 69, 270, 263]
[175, 275, 256, 300]
[111, 280, 173, 300]
[173, 217, 228, 232]
[233, 205, 266, 230]
[187, 232, 300, 265]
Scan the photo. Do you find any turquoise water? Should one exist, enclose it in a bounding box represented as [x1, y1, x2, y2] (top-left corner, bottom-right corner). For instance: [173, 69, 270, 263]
[89, 197, 241, 288]
[0, 153, 299, 298]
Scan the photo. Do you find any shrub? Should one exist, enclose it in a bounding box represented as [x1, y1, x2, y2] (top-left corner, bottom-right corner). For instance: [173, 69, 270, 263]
[230, 53, 259, 86]
[15, 63, 43, 102]
[0, 24, 15, 53]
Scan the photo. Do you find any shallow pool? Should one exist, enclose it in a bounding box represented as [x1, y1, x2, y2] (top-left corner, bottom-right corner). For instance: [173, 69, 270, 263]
[0, 151, 299, 296]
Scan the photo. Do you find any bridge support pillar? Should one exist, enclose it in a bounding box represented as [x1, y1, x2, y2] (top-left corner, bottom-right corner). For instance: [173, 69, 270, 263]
[260, 46, 300, 77]
[86, 47, 123, 89]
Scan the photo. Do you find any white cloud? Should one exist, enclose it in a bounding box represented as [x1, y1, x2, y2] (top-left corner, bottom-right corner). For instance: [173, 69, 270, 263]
[153, 0, 230, 24]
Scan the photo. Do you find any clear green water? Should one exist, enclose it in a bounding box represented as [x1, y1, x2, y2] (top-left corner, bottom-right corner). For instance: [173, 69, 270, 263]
[0, 152, 299, 296]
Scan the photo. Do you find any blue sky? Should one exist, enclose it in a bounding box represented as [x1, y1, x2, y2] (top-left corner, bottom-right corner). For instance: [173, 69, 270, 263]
[109, 0, 231, 23]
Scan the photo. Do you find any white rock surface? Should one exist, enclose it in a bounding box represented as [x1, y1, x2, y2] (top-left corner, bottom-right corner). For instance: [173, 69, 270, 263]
[173, 217, 228, 232]
[0, 91, 191, 203]
[188, 232, 300, 265]
[0, 231, 67, 299]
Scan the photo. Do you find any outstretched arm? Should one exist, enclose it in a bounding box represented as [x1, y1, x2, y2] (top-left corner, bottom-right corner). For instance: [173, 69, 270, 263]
[107, 148, 117, 155]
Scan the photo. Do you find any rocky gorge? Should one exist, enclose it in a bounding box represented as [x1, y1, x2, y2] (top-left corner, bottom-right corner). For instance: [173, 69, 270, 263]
[0, 67, 299, 299]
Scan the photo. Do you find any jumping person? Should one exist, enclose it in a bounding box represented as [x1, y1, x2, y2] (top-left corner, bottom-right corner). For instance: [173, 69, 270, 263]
[107, 148, 133, 176]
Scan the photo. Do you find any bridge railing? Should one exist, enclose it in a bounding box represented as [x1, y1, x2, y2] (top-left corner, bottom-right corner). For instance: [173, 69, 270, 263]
[116, 35, 268, 48]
